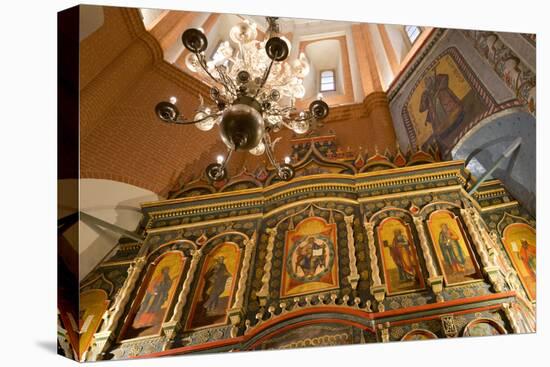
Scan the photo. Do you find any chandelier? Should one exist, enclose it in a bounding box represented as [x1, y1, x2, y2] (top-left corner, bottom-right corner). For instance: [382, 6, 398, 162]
[155, 17, 329, 182]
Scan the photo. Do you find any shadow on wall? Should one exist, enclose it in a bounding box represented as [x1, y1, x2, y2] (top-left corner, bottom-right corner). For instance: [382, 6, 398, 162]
[77, 179, 160, 281]
[452, 108, 535, 215]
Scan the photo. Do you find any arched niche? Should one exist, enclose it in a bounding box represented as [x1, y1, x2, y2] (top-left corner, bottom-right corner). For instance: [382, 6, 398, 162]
[501, 223, 536, 300]
[118, 251, 186, 341]
[452, 108, 535, 215]
[462, 318, 507, 337]
[185, 241, 242, 330]
[426, 209, 482, 286]
[401, 328, 438, 341]
[376, 217, 426, 295]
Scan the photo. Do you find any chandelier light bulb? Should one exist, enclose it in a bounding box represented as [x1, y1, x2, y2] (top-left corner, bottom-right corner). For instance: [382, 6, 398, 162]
[169, 96, 177, 104]
[284, 156, 291, 164]
[292, 120, 309, 134]
[317, 93, 324, 100]
[216, 155, 224, 164]
[280, 36, 292, 53]
[249, 141, 266, 156]
[229, 20, 257, 44]
[194, 110, 216, 131]
[185, 53, 200, 73]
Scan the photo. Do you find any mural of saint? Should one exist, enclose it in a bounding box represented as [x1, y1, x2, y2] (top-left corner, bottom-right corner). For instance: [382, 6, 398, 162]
[377, 218, 424, 294]
[438, 223, 466, 273]
[133, 266, 173, 327]
[120, 251, 184, 340]
[419, 71, 464, 135]
[386, 228, 418, 282]
[406, 51, 489, 151]
[202, 256, 231, 315]
[518, 239, 536, 278]
[427, 210, 481, 285]
[281, 217, 339, 297]
[502, 223, 536, 300]
[187, 243, 240, 330]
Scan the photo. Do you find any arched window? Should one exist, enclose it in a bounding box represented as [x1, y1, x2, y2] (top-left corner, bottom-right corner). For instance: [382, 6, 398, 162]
[404, 25, 421, 44]
[320, 69, 335, 92]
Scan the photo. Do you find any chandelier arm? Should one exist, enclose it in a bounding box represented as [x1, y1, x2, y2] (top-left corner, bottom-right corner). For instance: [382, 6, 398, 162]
[282, 113, 314, 124]
[267, 106, 294, 116]
[215, 66, 238, 98]
[254, 58, 275, 99]
[195, 52, 225, 88]
[279, 120, 295, 131]
[262, 133, 281, 171]
[168, 111, 222, 125]
[219, 147, 234, 172]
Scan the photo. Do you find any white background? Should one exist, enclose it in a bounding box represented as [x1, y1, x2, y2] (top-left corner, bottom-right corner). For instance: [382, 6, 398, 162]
[0, 0, 547, 365]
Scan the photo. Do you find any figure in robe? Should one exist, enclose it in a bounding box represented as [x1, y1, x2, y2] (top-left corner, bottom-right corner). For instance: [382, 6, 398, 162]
[202, 256, 231, 315]
[419, 71, 464, 135]
[134, 266, 173, 327]
[438, 223, 466, 273]
[294, 236, 327, 279]
[388, 229, 417, 282]
[518, 239, 536, 279]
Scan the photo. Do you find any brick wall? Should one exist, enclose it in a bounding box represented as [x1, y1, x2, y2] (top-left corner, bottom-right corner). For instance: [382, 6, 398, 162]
[79, 6, 397, 197]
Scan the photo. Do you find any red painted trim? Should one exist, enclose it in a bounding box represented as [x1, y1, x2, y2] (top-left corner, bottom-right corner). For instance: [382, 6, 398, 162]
[132, 291, 516, 358]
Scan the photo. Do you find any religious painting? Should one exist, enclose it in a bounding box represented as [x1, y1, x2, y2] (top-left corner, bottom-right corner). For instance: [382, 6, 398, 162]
[78, 289, 109, 359]
[401, 329, 438, 341]
[463, 319, 506, 337]
[281, 217, 339, 298]
[502, 223, 536, 300]
[427, 210, 482, 285]
[377, 218, 425, 294]
[404, 49, 489, 151]
[119, 251, 185, 340]
[186, 242, 241, 330]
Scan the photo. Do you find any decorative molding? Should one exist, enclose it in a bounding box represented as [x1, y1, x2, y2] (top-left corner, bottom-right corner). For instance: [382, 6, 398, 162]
[245, 292, 372, 335]
[440, 314, 458, 337]
[57, 324, 74, 360]
[364, 220, 387, 311]
[413, 216, 444, 302]
[228, 231, 258, 336]
[462, 30, 536, 115]
[162, 248, 203, 345]
[257, 227, 277, 306]
[344, 215, 360, 289]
